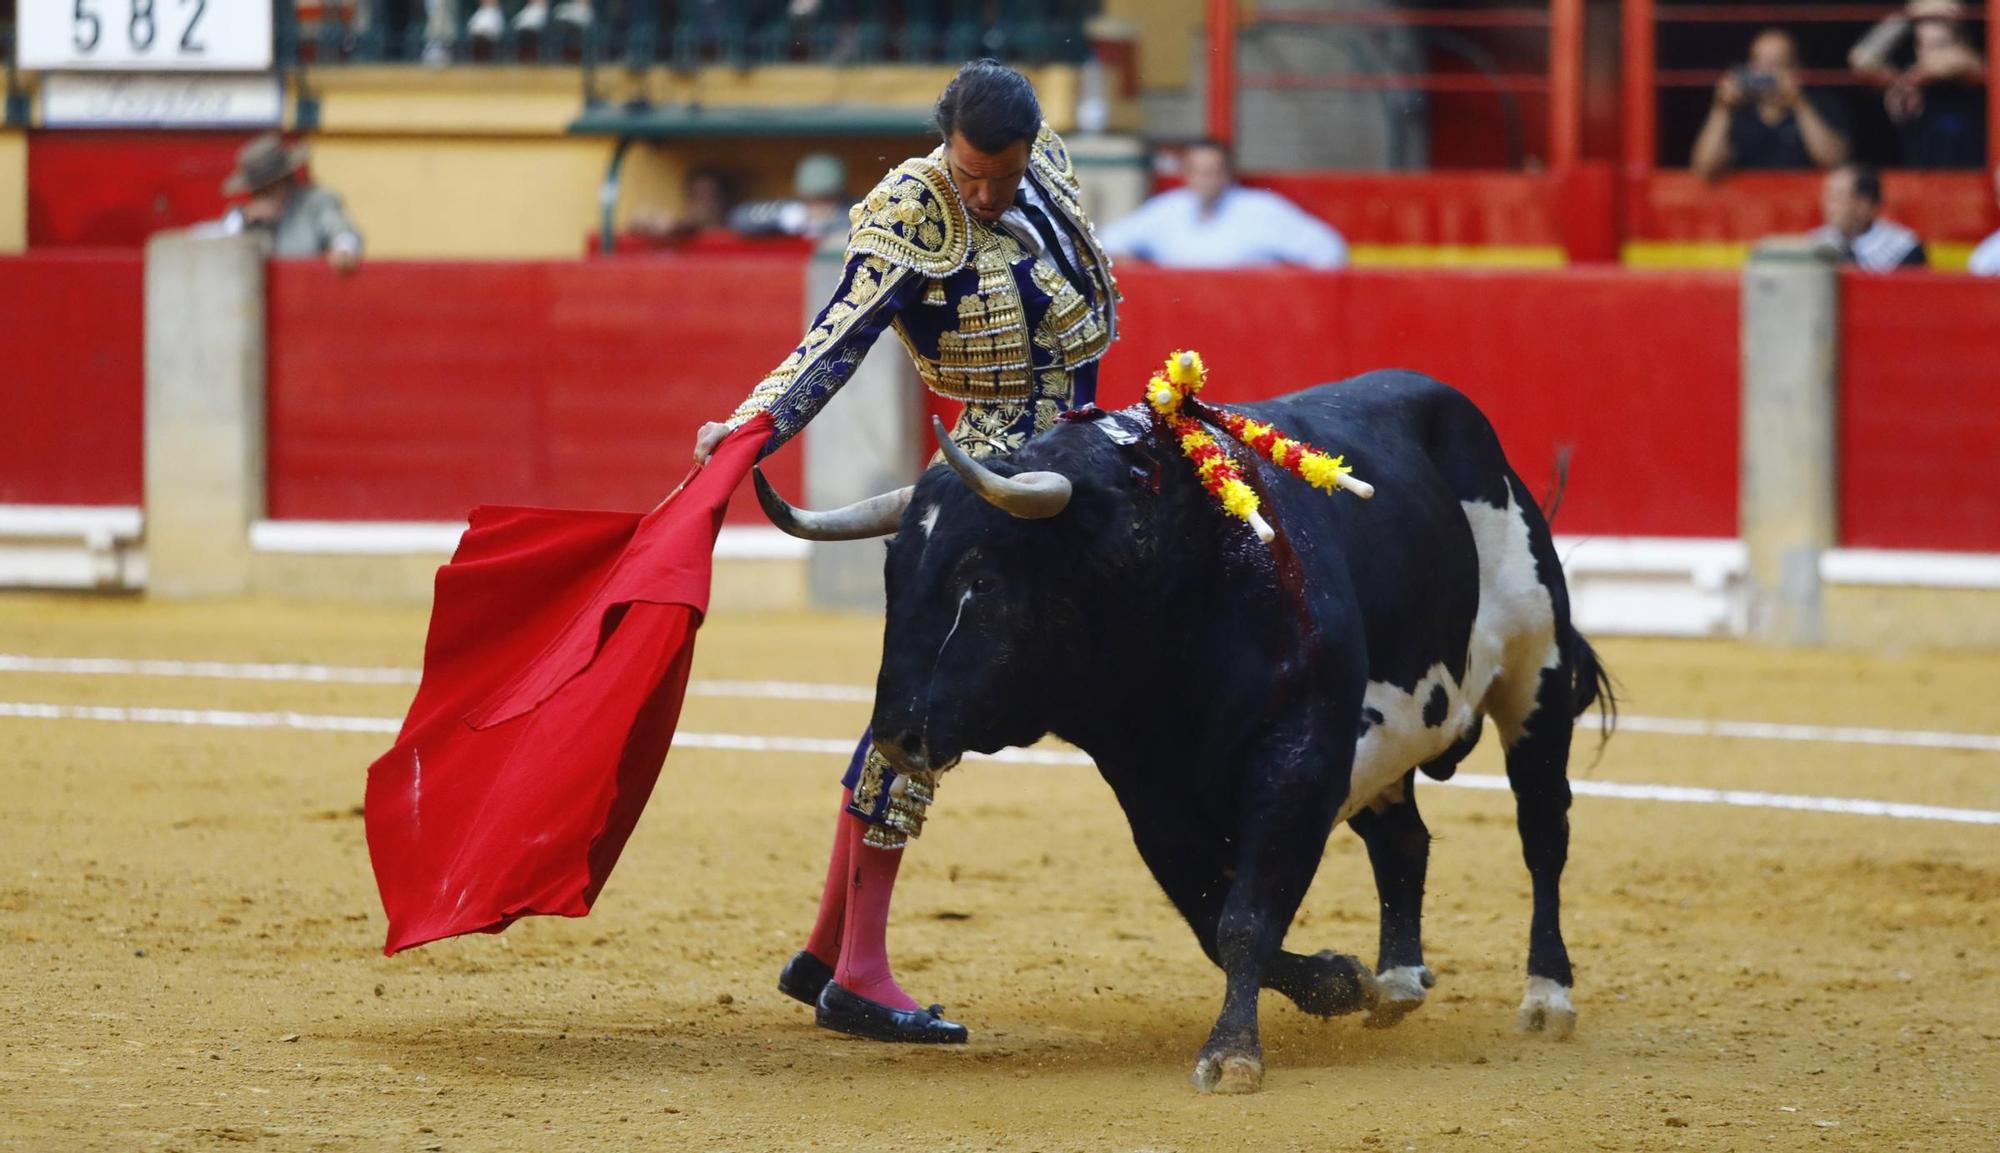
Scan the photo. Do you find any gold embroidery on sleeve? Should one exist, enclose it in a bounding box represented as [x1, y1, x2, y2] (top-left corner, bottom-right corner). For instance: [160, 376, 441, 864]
[726, 254, 911, 436]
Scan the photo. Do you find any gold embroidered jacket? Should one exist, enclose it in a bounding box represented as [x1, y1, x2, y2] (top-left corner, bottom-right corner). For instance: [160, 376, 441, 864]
[726, 124, 1118, 458]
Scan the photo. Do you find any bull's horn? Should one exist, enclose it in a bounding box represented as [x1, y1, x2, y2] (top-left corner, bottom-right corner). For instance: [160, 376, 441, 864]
[932, 416, 1072, 520]
[754, 469, 912, 541]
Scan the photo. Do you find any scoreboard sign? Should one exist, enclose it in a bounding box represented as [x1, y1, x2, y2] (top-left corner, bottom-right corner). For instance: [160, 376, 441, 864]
[17, 0, 273, 71]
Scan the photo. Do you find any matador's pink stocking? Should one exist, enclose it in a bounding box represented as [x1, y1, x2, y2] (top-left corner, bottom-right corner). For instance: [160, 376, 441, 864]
[832, 823, 921, 1012]
[802, 790, 856, 964]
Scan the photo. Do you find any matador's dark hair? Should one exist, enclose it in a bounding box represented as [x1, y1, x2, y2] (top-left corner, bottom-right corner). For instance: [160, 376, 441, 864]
[935, 59, 1042, 154]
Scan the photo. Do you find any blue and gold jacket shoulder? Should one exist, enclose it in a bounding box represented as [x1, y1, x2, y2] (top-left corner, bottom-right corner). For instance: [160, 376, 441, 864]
[727, 124, 1119, 458]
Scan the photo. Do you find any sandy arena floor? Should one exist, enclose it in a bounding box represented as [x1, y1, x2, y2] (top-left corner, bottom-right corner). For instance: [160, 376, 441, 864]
[1, 594, 1996, 1151]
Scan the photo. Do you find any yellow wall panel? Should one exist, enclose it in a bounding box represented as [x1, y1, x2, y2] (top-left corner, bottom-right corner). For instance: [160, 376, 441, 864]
[0, 131, 25, 254]
[1349, 244, 1567, 269]
[1622, 241, 1975, 272]
[309, 136, 613, 260]
[1103, 0, 1204, 91]
[308, 67, 584, 136]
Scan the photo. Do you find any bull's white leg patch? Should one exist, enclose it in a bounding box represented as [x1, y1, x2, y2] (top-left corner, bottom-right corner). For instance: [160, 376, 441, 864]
[1342, 490, 1563, 822]
[1342, 666, 1474, 822]
[1516, 975, 1577, 1039]
[1363, 965, 1431, 1029]
[1377, 965, 1429, 1005]
[1458, 490, 1560, 749]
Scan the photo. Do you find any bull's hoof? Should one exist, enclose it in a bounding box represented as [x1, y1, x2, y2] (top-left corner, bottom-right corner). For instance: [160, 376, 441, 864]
[1515, 976, 1577, 1040]
[1191, 1051, 1264, 1095]
[1362, 965, 1431, 1029]
[1282, 950, 1376, 1018]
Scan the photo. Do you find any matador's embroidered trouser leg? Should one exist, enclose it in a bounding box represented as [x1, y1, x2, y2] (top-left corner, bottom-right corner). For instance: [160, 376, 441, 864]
[840, 730, 941, 849]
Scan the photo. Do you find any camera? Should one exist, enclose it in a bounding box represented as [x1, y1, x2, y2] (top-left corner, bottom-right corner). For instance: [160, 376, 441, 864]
[1734, 68, 1779, 96]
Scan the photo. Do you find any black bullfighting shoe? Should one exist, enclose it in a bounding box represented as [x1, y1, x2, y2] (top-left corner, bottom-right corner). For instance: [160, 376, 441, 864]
[815, 981, 969, 1044]
[777, 950, 835, 1008]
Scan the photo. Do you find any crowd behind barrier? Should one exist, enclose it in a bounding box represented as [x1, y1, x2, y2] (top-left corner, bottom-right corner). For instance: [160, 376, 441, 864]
[269, 0, 1096, 67]
[5, 249, 1997, 554]
[8, 1, 1999, 264]
[1688, 5, 1990, 180]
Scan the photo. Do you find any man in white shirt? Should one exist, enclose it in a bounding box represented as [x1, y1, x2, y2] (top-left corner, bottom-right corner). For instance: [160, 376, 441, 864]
[1810, 164, 1927, 271]
[1098, 139, 1348, 269]
[1968, 164, 2000, 276]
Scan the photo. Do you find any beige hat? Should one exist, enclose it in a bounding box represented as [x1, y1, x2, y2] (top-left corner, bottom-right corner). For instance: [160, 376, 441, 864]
[793, 152, 848, 201]
[223, 132, 310, 196]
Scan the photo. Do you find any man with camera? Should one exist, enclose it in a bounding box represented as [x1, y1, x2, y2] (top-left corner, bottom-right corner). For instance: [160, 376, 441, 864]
[1692, 28, 1850, 182]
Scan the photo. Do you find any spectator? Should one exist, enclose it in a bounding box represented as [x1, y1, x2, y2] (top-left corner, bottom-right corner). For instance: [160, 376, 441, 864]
[468, 0, 590, 40]
[351, 0, 461, 64]
[727, 152, 852, 241]
[1850, 0, 1987, 169]
[1968, 164, 2000, 275]
[1691, 28, 1848, 181]
[1811, 164, 1927, 270]
[216, 134, 363, 274]
[630, 167, 738, 241]
[1097, 139, 1348, 269]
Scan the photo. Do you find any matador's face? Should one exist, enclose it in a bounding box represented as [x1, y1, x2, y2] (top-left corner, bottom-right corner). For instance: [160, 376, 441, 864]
[944, 132, 1031, 225]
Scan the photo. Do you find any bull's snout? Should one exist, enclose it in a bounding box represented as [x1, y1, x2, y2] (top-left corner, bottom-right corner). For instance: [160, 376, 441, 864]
[875, 726, 959, 775]
[874, 728, 932, 774]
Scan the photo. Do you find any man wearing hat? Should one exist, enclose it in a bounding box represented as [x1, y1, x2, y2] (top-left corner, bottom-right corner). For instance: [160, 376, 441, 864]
[727, 152, 853, 241]
[218, 133, 364, 273]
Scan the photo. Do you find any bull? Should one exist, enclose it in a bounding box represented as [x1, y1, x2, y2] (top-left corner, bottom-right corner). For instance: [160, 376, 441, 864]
[756, 370, 1614, 1094]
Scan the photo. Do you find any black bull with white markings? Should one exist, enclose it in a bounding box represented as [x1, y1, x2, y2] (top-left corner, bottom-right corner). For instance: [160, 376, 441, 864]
[756, 370, 1615, 1094]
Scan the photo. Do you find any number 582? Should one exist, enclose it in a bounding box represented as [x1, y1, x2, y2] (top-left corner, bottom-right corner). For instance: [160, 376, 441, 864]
[72, 0, 208, 54]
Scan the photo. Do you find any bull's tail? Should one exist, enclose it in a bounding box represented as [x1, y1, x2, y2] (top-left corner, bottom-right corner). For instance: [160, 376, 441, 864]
[1538, 445, 1575, 526]
[1567, 624, 1617, 745]
[1538, 446, 1613, 745]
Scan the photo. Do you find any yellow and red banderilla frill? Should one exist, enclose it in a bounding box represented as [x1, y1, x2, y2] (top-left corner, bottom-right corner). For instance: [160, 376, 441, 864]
[1142, 349, 1375, 542]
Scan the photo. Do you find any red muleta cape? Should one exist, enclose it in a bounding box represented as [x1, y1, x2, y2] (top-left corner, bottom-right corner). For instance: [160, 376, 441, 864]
[363, 416, 772, 955]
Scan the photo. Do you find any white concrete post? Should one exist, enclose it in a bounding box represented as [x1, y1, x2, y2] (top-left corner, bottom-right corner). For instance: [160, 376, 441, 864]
[799, 239, 924, 611]
[143, 230, 267, 599]
[1740, 238, 1840, 645]
[1066, 134, 1149, 228]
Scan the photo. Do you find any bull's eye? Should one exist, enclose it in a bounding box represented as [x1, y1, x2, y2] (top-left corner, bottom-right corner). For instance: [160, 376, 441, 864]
[969, 575, 997, 596]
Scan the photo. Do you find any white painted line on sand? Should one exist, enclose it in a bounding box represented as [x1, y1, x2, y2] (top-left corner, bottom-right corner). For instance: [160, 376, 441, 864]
[0, 700, 401, 734]
[0, 654, 423, 685]
[1430, 772, 2000, 826]
[1, 699, 1996, 826]
[687, 679, 875, 703]
[1616, 714, 2000, 754]
[4, 655, 1998, 755]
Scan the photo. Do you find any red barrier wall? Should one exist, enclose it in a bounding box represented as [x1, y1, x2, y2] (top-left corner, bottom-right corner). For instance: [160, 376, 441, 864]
[0, 253, 1938, 554]
[0, 252, 145, 506]
[1099, 265, 1742, 539]
[1839, 273, 2000, 553]
[265, 255, 808, 524]
[28, 131, 252, 248]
